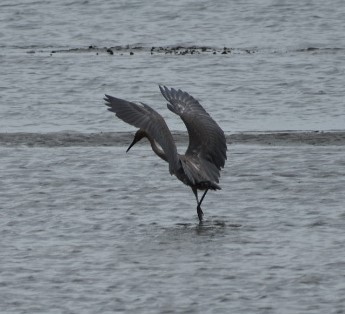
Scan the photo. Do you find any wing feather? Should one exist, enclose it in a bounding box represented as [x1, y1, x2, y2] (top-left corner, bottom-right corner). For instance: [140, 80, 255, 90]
[159, 86, 227, 173]
[104, 94, 179, 173]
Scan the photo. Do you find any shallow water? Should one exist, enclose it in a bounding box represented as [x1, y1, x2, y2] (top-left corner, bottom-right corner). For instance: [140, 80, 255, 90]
[1, 0, 345, 313]
[1, 145, 345, 313]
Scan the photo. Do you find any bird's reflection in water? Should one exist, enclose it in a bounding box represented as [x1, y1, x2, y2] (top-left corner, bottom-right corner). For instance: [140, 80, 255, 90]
[174, 218, 241, 236]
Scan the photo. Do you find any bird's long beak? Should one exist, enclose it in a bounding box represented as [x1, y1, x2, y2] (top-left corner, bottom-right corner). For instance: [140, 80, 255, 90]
[126, 130, 145, 153]
[126, 138, 137, 153]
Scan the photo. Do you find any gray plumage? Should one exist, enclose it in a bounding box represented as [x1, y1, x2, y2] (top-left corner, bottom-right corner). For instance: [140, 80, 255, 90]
[104, 85, 227, 221]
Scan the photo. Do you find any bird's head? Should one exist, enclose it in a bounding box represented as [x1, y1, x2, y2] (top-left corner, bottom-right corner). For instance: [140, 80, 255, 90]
[126, 129, 147, 153]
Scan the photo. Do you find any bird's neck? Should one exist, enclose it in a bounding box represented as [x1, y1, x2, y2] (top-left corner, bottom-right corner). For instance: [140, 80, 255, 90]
[148, 138, 168, 162]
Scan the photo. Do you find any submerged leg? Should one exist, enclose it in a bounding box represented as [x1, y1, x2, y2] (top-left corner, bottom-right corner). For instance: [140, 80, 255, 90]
[197, 205, 204, 222]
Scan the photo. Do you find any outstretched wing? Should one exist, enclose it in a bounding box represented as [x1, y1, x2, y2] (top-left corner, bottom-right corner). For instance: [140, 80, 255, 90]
[104, 94, 180, 173]
[159, 85, 227, 171]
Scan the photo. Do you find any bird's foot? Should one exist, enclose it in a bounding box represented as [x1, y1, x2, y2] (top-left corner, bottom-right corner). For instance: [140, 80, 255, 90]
[197, 205, 204, 222]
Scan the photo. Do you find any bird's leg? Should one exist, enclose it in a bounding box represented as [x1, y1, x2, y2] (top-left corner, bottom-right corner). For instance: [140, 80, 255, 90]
[197, 189, 209, 222]
[197, 206, 204, 222]
[192, 187, 199, 203]
[192, 188, 203, 222]
[192, 188, 207, 222]
[198, 189, 209, 208]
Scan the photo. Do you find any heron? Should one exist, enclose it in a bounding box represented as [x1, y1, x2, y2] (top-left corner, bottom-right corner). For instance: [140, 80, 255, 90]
[104, 85, 227, 221]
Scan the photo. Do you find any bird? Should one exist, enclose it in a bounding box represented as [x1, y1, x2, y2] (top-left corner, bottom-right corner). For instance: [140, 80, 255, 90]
[104, 85, 227, 222]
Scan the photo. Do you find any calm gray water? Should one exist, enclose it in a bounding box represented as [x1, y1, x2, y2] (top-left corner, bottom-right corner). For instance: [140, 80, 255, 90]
[1, 0, 345, 313]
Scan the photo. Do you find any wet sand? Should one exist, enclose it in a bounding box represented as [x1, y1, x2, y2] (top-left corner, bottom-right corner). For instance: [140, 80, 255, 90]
[1, 131, 344, 147]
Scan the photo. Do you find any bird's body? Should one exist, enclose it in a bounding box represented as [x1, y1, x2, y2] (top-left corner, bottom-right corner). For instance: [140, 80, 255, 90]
[104, 86, 227, 221]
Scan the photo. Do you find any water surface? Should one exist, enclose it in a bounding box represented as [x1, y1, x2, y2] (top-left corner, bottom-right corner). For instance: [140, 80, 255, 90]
[1, 0, 345, 313]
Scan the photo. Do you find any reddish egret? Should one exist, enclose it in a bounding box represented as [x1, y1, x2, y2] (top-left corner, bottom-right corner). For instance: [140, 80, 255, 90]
[105, 86, 227, 221]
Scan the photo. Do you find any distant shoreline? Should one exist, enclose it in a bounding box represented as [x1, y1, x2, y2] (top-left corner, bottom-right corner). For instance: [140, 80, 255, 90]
[21, 45, 345, 56]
